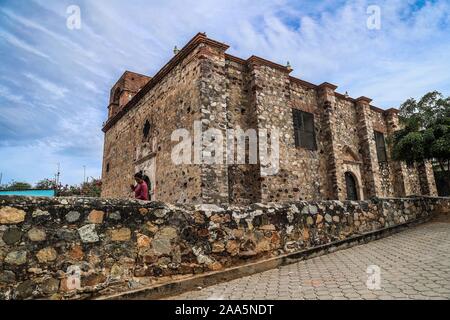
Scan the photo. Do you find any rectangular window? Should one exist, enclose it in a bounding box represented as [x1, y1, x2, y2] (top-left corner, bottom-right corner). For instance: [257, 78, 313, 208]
[293, 109, 317, 150]
[374, 131, 388, 163]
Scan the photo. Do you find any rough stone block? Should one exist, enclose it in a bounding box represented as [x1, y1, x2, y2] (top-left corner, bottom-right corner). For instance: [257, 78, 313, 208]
[0, 207, 26, 224]
[109, 228, 131, 241]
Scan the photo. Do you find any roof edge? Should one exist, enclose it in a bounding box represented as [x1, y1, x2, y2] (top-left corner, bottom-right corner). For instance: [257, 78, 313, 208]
[103, 33, 398, 132]
[103, 33, 228, 132]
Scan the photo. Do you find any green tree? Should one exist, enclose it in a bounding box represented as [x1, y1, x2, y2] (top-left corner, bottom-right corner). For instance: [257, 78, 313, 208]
[5, 181, 33, 190]
[35, 178, 56, 190]
[80, 178, 102, 197]
[391, 91, 450, 172]
[56, 178, 102, 197]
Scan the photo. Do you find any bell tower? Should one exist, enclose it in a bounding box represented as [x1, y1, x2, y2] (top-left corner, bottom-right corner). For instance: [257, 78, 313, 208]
[108, 71, 151, 118]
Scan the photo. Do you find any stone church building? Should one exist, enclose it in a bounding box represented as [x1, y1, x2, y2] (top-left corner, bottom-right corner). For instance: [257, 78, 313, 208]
[101, 33, 437, 204]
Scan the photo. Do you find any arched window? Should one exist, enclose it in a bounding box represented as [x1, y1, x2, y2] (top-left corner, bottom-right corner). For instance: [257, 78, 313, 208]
[143, 120, 151, 138]
[112, 88, 121, 105]
[345, 172, 358, 200]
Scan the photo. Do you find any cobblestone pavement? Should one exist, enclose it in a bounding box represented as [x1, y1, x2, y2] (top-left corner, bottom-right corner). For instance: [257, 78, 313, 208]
[169, 221, 450, 300]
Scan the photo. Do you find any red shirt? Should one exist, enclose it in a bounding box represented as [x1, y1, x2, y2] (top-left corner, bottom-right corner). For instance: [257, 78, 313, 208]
[133, 181, 148, 200]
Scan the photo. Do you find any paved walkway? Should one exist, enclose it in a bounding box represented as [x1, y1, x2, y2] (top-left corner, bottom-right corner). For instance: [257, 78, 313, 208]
[170, 220, 450, 300]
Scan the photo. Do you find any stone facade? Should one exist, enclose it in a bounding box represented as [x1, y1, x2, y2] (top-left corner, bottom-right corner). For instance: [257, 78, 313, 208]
[0, 195, 449, 300]
[101, 33, 437, 204]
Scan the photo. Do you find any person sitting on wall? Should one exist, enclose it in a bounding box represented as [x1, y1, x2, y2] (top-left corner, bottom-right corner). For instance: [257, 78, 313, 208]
[130, 172, 149, 201]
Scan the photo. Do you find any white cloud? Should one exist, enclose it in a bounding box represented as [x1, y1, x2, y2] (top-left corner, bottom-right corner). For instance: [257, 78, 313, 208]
[24, 73, 69, 99]
[0, 143, 101, 186]
[0, 84, 25, 104]
[0, 29, 50, 60]
[80, 79, 102, 94]
[1, 0, 450, 185]
[0, 8, 99, 61]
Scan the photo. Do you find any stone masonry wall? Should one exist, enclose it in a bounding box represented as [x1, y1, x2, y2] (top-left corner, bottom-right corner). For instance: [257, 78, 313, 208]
[334, 96, 363, 199]
[1, 195, 448, 300]
[198, 44, 230, 204]
[248, 63, 329, 203]
[288, 80, 328, 200]
[370, 108, 394, 198]
[224, 57, 261, 204]
[101, 33, 437, 204]
[102, 45, 204, 204]
[249, 63, 295, 203]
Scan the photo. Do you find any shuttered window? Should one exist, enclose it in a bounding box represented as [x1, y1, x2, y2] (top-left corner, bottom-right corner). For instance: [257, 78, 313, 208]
[374, 131, 387, 163]
[293, 109, 317, 150]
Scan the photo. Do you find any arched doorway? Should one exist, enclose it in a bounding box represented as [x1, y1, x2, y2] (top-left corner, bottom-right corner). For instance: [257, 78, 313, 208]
[345, 172, 359, 200]
[112, 88, 121, 105]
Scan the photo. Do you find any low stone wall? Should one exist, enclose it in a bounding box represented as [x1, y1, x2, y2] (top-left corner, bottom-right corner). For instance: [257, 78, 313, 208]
[0, 196, 449, 300]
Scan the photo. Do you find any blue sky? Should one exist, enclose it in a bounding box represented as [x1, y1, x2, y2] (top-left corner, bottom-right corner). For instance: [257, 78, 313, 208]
[0, 0, 449, 186]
